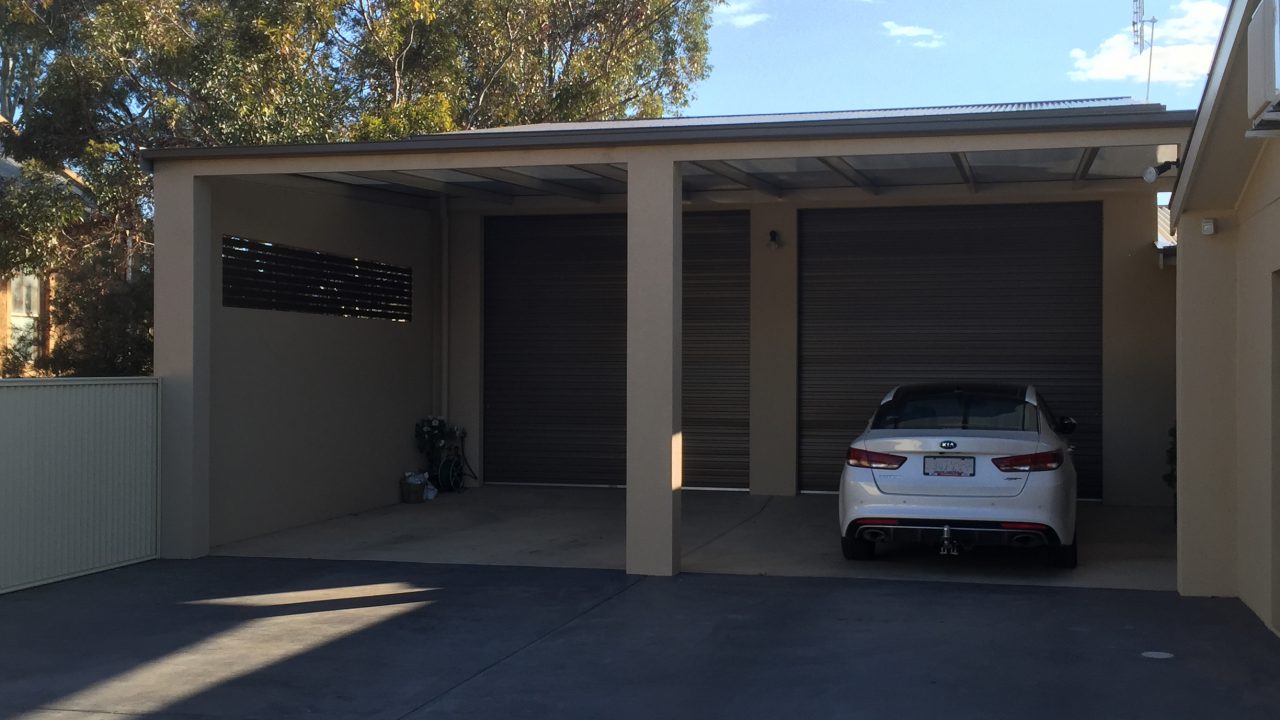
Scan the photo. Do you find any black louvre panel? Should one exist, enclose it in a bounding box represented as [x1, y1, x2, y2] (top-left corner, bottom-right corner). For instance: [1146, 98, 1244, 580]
[221, 236, 412, 321]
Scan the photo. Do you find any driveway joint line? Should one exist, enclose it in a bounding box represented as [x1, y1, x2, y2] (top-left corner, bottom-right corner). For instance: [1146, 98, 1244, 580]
[682, 496, 774, 559]
[392, 574, 647, 719]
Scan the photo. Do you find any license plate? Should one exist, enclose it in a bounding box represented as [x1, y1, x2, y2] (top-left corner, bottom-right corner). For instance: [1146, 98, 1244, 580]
[924, 456, 975, 477]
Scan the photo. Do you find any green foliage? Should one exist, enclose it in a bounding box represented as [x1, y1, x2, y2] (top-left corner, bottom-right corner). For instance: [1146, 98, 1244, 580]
[0, 0, 718, 376]
[0, 161, 85, 275]
[37, 237, 153, 376]
[0, 320, 37, 377]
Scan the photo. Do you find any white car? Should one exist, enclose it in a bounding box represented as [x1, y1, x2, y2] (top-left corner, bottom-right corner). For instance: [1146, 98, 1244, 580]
[838, 383, 1078, 568]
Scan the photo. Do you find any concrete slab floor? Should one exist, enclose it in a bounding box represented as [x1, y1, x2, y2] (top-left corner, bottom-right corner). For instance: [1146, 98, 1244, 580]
[0, 558, 1276, 720]
[216, 486, 1176, 591]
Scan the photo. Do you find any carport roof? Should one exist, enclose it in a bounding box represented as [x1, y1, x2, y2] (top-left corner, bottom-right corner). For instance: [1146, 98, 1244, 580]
[143, 97, 1194, 164]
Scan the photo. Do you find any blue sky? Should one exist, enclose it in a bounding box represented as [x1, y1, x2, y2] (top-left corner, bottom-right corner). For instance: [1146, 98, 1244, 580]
[685, 0, 1228, 116]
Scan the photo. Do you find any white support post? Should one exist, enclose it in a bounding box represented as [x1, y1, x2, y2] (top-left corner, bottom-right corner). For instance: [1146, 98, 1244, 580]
[153, 169, 213, 558]
[625, 156, 683, 576]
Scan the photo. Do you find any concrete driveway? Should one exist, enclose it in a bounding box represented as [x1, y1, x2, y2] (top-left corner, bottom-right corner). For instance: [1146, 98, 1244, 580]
[215, 486, 1177, 591]
[1, 557, 1277, 720]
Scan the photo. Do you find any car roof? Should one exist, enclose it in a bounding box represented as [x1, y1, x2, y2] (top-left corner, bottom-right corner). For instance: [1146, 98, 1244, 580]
[882, 383, 1035, 404]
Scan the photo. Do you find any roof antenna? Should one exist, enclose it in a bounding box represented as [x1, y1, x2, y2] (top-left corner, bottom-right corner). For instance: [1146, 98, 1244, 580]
[1133, 0, 1157, 102]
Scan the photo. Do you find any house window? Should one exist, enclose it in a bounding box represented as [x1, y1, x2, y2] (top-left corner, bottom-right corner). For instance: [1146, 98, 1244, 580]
[8, 274, 40, 344]
[221, 236, 413, 322]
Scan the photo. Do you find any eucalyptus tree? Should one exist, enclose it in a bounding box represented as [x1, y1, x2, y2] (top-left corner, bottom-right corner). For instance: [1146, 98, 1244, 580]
[0, 0, 719, 376]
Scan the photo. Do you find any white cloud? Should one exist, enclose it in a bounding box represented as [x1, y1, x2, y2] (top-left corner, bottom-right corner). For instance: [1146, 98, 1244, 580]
[716, 1, 770, 29]
[1068, 0, 1226, 87]
[882, 20, 945, 48]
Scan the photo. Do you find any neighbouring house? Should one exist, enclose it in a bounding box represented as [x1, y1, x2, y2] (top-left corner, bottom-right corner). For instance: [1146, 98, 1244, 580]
[1172, 0, 1280, 636]
[0, 154, 51, 369]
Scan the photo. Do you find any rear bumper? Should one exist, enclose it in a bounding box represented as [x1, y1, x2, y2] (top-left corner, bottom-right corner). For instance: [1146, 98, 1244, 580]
[838, 465, 1076, 545]
[846, 519, 1063, 547]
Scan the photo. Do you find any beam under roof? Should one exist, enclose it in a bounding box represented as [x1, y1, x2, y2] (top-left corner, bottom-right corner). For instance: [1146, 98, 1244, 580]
[688, 160, 787, 199]
[458, 167, 600, 203]
[346, 170, 514, 204]
[950, 152, 978, 193]
[817, 156, 879, 195]
[1073, 147, 1100, 187]
[570, 163, 628, 184]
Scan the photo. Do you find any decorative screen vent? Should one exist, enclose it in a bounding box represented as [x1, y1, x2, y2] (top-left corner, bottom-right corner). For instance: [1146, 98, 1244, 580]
[222, 236, 412, 321]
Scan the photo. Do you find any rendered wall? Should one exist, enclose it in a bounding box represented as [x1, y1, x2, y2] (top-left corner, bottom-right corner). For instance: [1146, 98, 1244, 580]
[207, 178, 437, 546]
[1178, 138, 1280, 631]
[449, 189, 1174, 507]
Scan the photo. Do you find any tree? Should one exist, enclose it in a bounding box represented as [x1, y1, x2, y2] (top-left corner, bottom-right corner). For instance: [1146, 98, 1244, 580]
[0, 0, 719, 376]
[340, 1, 716, 138]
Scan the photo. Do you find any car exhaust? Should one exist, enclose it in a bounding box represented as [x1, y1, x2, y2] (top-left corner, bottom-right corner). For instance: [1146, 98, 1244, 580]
[862, 528, 889, 543]
[1009, 533, 1044, 548]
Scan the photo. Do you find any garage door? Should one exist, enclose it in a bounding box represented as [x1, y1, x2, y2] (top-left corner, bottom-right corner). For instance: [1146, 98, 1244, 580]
[484, 213, 749, 487]
[798, 203, 1103, 496]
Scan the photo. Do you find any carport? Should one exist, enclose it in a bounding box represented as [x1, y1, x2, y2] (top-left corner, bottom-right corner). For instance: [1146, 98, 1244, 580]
[149, 98, 1189, 582]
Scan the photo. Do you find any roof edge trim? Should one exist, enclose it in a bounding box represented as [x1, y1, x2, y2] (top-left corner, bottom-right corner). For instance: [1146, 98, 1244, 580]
[142, 108, 1196, 167]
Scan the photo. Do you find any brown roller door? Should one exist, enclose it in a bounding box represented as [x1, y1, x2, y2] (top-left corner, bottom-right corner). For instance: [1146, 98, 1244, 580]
[483, 212, 749, 487]
[798, 203, 1103, 497]
[682, 212, 750, 488]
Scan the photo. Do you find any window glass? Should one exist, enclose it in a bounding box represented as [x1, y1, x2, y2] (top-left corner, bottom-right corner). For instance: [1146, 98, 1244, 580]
[872, 387, 1038, 431]
[8, 275, 39, 318]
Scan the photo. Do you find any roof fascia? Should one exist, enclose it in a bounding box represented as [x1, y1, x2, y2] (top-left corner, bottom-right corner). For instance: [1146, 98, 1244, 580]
[143, 108, 1197, 169]
[1171, 0, 1254, 223]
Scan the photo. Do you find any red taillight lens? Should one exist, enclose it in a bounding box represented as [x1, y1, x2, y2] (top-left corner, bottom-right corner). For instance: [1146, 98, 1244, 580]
[999, 522, 1048, 531]
[847, 447, 907, 469]
[991, 450, 1063, 472]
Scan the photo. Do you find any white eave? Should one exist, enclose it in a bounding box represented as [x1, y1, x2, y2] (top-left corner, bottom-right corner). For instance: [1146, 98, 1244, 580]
[1171, 0, 1262, 225]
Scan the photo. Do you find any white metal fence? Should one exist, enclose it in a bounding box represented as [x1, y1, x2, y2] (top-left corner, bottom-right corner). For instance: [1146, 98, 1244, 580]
[0, 377, 159, 594]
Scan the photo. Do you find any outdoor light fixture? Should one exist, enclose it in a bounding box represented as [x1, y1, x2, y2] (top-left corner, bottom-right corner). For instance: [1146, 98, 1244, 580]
[1201, 218, 1217, 236]
[1143, 160, 1179, 183]
[767, 230, 782, 250]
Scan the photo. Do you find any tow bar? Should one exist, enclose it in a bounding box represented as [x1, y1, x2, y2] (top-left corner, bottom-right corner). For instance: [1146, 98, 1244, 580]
[939, 525, 960, 556]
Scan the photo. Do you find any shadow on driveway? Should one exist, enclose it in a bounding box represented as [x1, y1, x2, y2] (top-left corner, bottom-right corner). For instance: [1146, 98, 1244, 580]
[0, 557, 1277, 719]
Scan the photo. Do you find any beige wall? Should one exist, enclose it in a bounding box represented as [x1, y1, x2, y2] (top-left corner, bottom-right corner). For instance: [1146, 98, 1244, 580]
[1175, 209, 1238, 599]
[206, 178, 438, 546]
[1177, 138, 1280, 631]
[446, 212, 485, 482]
[1101, 193, 1178, 507]
[447, 188, 1174, 506]
[749, 204, 799, 495]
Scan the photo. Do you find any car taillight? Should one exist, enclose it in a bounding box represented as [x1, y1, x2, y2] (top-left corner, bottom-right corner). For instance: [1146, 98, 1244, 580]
[992, 450, 1063, 472]
[847, 447, 907, 469]
[999, 522, 1048, 531]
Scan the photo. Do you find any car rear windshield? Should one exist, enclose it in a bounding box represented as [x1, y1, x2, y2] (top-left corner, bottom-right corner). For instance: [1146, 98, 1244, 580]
[871, 387, 1039, 431]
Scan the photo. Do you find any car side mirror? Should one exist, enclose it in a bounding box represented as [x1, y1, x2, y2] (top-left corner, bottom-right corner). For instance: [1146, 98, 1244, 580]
[1056, 417, 1077, 436]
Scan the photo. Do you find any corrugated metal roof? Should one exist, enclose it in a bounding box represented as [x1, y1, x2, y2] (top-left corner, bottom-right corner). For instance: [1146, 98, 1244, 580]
[1157, 205, 1177, 246]
[456, 98, 1152, 135]
[0, 155, 19, 180]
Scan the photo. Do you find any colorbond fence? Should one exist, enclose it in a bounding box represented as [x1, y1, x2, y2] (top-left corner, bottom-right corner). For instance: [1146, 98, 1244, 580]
[0, 377, 159, 594]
